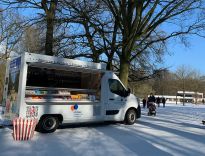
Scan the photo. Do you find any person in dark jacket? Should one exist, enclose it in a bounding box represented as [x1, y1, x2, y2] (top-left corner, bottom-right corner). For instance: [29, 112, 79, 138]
[156, 96, 160, 107]
[162, 97, 166, 107]
[142, 98, 147, 108]
[147, 93, 156, 108]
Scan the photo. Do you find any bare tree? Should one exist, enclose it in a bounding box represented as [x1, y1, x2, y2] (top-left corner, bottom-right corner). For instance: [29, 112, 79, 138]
[41, 0, 58, 55]
[21, 26, 43, 53]
[1, 1, 204, 90]
[59, 0, 166, 75]
[101, 0, 204, 87]
[0, 9, 23, 104]
[0, 0, 59, 55]
[0, 9, 23, 59]
[57, 0, 120, 70]
[138, 66, 205, 102]
[175, 65, 197, 105]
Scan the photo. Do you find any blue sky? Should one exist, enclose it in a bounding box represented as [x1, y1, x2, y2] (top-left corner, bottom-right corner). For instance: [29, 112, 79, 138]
[163, 35, 205, 75]
[17, 6, 205, 76]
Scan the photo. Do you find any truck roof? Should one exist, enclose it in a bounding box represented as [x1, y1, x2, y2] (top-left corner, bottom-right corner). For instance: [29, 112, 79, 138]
[23, 52, 106, 73]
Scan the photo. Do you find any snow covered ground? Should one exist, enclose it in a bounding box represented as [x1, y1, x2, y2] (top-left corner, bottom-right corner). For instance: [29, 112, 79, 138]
[1, 104, 205, 156]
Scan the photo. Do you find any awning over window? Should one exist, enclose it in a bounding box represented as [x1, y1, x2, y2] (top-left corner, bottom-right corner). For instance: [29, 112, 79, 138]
[28, 62, 105, 73]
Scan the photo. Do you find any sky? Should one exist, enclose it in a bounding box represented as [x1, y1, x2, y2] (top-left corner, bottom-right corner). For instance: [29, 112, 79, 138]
[163, 35, 205, 75]
[18, 7, 205, 76]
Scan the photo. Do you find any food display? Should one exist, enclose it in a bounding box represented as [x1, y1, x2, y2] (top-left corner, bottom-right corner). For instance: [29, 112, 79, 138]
[25, 87, 98, 103]
[25, 66, 101, 104]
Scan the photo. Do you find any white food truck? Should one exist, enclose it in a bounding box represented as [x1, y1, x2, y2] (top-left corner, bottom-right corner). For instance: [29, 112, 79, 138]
[1, 52, 141, 133]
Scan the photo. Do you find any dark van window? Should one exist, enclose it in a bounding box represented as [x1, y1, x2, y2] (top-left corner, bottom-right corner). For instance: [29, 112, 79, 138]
[108, 79, 126, 96]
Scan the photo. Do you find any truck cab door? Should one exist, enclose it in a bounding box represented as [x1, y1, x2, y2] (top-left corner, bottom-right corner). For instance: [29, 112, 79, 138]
[105, 79, 128, 120]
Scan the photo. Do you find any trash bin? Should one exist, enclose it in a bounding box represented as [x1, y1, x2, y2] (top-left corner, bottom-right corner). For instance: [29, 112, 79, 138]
[12, 118, 38, 141]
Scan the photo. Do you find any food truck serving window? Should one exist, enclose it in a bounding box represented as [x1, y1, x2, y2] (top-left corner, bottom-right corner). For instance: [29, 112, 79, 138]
[26, 66, 101, 88]
[25, 66, 101, 102]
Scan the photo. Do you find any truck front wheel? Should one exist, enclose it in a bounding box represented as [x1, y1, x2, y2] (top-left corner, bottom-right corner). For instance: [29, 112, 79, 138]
[37, 116, 59, 133]
[125, 109, 136, 125]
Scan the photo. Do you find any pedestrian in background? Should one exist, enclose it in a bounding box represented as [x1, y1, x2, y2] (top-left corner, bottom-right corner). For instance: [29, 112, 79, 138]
[162, 97, 166, 107]
[142, 98, 147, 108]
[156, 96, 160, 107]
[148, 93, 156, 108]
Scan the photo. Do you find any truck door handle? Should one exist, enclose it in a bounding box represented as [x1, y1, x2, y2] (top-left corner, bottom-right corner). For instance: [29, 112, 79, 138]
[109, 98, 114, 101]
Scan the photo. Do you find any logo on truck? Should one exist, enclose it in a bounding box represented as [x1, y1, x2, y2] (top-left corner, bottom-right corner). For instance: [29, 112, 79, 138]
[70, 104, 78, 111]
[70, 104, 83, 117]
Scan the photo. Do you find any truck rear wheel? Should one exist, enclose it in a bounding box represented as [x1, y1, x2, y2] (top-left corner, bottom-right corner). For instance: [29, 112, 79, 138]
[125, 109, 136, 125]
[37, 116, 59, 133]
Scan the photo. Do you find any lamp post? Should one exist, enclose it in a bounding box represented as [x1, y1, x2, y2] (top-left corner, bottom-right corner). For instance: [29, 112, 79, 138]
[183, 78, 185, 106]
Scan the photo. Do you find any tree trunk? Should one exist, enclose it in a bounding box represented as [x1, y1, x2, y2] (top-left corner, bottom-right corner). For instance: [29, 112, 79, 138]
[93, 53, 100, 63]
[106, 61, 113, 70]
[106, 55, 114, 70]
[45, 18, 54, 55]
[119, 58, 129, 88]
[43, 0, 58, 56]
[119, 34, 131, 88]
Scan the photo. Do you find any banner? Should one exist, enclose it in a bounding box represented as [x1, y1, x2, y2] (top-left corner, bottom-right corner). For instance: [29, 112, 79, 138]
[5, 57, 21, 119]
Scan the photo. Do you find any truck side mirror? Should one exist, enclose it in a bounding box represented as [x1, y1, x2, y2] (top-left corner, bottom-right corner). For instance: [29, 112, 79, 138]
[126, 88, 131, 96]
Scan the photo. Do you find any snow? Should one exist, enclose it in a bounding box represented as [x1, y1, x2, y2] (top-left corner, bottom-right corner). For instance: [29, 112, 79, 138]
[0, 104, 205, 156]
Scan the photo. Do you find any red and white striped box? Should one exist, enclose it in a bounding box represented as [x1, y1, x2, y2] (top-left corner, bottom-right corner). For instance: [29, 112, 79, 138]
[12, 118, 38, 141]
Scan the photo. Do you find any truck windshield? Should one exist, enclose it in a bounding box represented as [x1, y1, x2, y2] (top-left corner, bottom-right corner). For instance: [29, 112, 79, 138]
[108, 79, 127, 97]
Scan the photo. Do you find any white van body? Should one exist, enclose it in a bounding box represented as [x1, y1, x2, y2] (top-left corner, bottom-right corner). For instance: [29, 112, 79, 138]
[1, 52, 141, 132]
